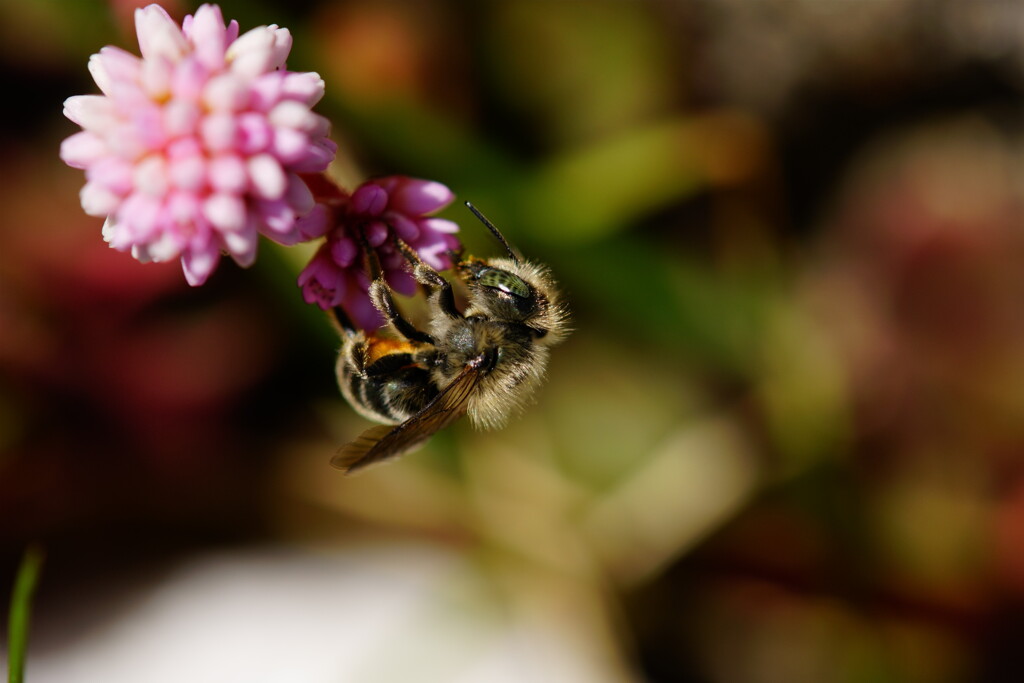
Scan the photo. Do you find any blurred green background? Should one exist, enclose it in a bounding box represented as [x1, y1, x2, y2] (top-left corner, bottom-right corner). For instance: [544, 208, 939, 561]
[2, 0, 1024, 681]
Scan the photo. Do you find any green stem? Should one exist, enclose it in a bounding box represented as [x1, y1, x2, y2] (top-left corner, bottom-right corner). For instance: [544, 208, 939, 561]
[7, 545, 44, 683]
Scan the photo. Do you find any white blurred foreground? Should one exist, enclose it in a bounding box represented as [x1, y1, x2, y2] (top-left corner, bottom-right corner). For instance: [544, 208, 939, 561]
[5, 544, 620, 683]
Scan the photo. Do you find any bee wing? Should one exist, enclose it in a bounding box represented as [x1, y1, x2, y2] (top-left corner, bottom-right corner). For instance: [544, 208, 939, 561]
[331, 360, 484, 474]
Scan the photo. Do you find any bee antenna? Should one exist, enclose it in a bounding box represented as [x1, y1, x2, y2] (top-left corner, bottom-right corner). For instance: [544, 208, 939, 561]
[464, 201, 522, 263]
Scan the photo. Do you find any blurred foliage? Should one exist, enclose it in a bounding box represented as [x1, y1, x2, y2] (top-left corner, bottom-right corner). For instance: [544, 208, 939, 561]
[2, 0, 1024, 681]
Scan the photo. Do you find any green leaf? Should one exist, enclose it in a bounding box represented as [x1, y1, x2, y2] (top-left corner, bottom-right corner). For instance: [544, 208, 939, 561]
[552, 238, 769, 373]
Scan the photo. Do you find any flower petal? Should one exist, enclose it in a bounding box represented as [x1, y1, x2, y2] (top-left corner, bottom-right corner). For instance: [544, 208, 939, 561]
[80, 182, 122, 217]
[186, 4, 228, 70]
[166, 190, 201, 227]
[203, 192, 247, 232]
[63, 95, 117, 131]
[103, 216, 133, 251]
[89, 47, 142, 96]
[145, 226, 186, 262]
[386, 269, 417, 296]
[346, 289, 384, 330]
[223, 222, 259, 267]
[132, 154, 170, 196]
[298, 250, 346, 308]
[200, 112, 238, 152]
[249, 71, 284, 111]
[420, 217, 461, 234]
[285, 173, 315, 216]
[270, 127, 309, 164]
[282, 72, 325, 106]
[135, 4, 188, 63]
[209, 154, 248, 193]
[351, 183, 388, 216]
[60, 131, 107, 169]
[330, 236, 358, 267]
[390, 178, 454, 215]
[287, 138, 335, 173]
[162, 99, 200, 138]
[247, 153, 286, 200]
[387, 212, 419, 241]
[294, 203, 330, 241]
[171, 57, 208, 102]
[118, 193, 163, 241]
[417, 236, 454, 271]
[269, 100, 321, 133]
[365, 220, 389, 247]
[256, 198, 296, 236]
[237, 112, 273, 154]
[182, 241, 221, 286]
[140, 56, 172, 100]
[202, 72, 248, 111]
[86, 156, 134, 195]
[168, 147, 207, 191]
[269, 27, 293, 69]
[227, 26, 278, 77]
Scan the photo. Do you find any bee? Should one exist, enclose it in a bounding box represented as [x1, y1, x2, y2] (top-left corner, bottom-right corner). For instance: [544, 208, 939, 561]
[330, 202, 570, 474]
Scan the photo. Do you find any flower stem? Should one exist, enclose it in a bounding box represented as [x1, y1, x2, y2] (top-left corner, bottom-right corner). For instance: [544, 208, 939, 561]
[7, 545, 44, 683]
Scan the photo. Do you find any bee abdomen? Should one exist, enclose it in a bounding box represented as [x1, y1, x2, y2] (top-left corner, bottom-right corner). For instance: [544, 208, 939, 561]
[338, 342, 438, 424]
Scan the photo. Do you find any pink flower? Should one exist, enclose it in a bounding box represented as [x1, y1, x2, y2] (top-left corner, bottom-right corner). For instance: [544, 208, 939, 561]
[60, 4, 337, 285]
[297, 244, 382, 330]
[296, 176, 462, 330]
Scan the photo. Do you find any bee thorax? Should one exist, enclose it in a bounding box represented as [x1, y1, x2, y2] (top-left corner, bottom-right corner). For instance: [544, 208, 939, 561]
[428, 318, 548, 430]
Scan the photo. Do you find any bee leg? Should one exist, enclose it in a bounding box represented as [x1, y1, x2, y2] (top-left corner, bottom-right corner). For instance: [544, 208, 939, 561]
[367, 280, 434, 344]
[395, 239, 461, 319]
[358, 231, 436, 344]
[445, 247, 464, 266]
[328, 306, 357, 336]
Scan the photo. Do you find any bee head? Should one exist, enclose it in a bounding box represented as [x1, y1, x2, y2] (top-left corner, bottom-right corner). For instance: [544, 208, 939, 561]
[458, 202, 571, 342]
[458, 257, 569, 342]
[457, 257, 532, 316]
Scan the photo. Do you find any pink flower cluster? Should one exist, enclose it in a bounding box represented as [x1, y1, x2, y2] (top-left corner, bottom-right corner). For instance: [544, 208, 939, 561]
[60, 3, 463, 331]
[297, 175, 462, 330]
[60, 4, 336, 285]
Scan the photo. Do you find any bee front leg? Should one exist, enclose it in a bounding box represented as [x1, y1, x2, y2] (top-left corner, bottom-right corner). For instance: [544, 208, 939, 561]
[366, 280, 433, 344]
[328, 306, 357, 336]
[358, 232, 435, 345]
[396, 239, 461, 319]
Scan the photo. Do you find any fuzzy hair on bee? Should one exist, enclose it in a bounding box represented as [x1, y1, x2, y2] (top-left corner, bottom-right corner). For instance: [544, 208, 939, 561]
[432, 255, 569, 429]
[331, 203, 570, 474]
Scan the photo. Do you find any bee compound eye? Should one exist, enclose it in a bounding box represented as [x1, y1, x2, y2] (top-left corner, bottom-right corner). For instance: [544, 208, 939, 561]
[478, 268, 531, 298]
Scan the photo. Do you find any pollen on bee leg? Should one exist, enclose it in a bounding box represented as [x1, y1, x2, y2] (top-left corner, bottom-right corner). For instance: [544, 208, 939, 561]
[367, 279, 390, 313]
